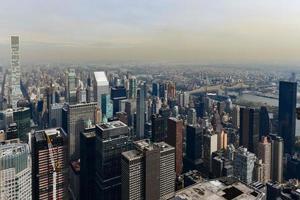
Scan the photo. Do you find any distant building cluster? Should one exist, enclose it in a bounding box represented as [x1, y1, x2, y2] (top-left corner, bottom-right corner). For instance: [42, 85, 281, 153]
[0, 36, 300, 200]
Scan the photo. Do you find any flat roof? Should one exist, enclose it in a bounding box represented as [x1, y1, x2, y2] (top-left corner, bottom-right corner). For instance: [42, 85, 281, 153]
[94, 71, 109, 86]
[122, 149, 142, 161]
[97, 120, 127, 131]
[175, 178, 264, 200]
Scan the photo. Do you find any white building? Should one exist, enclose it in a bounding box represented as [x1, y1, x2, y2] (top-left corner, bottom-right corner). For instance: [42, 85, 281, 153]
[0, 143, 32, 200]
[93, 71, 109, 107]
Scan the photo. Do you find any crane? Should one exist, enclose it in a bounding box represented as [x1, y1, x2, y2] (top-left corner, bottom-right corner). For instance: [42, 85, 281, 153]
[46, 134, 61, 200]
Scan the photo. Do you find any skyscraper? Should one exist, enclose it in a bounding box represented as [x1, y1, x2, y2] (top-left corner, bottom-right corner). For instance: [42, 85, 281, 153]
[136, 83, 146, 139]
[233, 147, 256, 184]
[67, 69, 77, 104]
[121, 140, 175, 200]
[257, 136, 272, 183]
[271, 135, 284, 183]
[259, 106, 270, 137]
[203, 129, 218, 172]
[101, 94, 113, 120]
[31, 128, 67, 200]
[93, 71, 109, 107]
[0, 143, 32, 200]
[152, 82, 159, 97]
[94, 120, 132, 199]
[185, 124, 203, 170]
[128, 76, 137, 99]
[166, 117, 183, 176]
[187, 108, 196, 125]
[278, 81, 297, 154]
[10, 36, 23, 109]
[151, 114, 166, 142]
[80, 127, 96, 200]
[239, 107, 260, 153]
[62, 102, 97, 159]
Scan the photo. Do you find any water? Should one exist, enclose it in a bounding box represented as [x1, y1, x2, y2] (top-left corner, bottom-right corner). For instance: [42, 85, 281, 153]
[238, 94, 300, 136]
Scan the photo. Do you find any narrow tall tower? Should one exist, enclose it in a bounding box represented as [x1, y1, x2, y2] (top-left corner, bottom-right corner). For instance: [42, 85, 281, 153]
[10, 36, 22, 108]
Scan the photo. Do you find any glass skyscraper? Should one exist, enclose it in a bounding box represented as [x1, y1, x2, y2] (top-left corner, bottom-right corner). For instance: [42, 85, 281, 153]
[278, 81, 297, 154]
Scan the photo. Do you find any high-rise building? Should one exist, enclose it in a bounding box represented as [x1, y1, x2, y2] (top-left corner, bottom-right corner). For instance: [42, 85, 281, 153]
[167, 82, 176, 100]
[217, 129, 227, 150]
[93, 71, 109, 107]
[187, 108, 197, 125]
[151, 114, 166, 142]
[270, 135, 284, 183]
[259, 106, 270, 137]
[128, 76, 137, 99]
[101, 94, 113, 120]
[166, 117, 183, 176]
[152, 82, 159, 96]
[80, 127, 96, 200]
[13, 107, 31, 142]
[62, 102, 97, 159]
[239, 107, 260, 153]
[111, 86, 127, 114]
[49, 103, 64, 128]
[10, 36, 23, 109]
[136, 83, 146, 139]
[95, 121, 132, 199]
[203, 129, 218, 172]
[185, 124, 203, 170]
[233, 147, 256, 184]
[121, 140, 175, 200]
[278, 81, 297, 154]
[257, 136, 271, 183]
[183, 92, 189, 107]
[231, 105, 240, 128]
[32, 128, 67, 200]
[67, 69, 77, 104]
[0, 143, 31, 200]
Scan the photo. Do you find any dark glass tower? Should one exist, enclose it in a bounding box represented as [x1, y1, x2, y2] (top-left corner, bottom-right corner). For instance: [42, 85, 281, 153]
[80, 127, 96, 200]
[259, 106, 270, 137]
[278, 81, 297, 154]
[185, 124, 203, 170]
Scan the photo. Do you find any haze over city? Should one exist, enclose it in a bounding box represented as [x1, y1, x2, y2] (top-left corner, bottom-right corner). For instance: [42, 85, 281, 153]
[1, 0, 300, 65]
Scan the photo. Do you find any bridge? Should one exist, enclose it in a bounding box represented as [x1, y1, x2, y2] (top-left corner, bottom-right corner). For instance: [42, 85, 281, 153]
[188, 82, 249, 95]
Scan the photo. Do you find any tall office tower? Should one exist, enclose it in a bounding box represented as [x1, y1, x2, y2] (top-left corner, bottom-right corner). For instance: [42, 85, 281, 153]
[195, 101, 205, 118]
[159, 106, 171, 134]
[136, 83, 146, 139]
[183, 92, 190, 107]
[152, 82, 159, 96]
[270, 135, 284, 183]
[67, 69, 77, 104]
[257, 136, 271, 183]
[185, 124, 203, 170]
[151, 96, 162, 114]
[151, 114, 166, 142]
[0, 143, 31, 200]
[124, 99, 136, 127]
[95, 121, 132, 199]
[49, 103, 63, 128]
[233, 147, 256, 184]
[187, 108, 197, 125]
[10, 36, 23, 109]
[159, 83, 166, 99]
[278, 81, 297, 154]
[259, 106, 270, 137]
[167, 82, 176, 99]
[239, 107, 260, 153]
[178, 92, 184, 107]
[203, 129, 218, 172]
[101, 94, 113, 120]
[80, 127, 96, 200]
[231, 105, 240, 128]
[62, 102, 97, 159]
[217, 130, 227, 150]
[32, 128, 67, 200]
[111, 86, 127, 114]
[86, 74, 93, 103]
[128, 76, 137, 99]
[121, 140, 175, 200]
[166, 117, 183, 176]
[93, 71, 109, 108]
[253, 159, 264, 182]
[13, 107, 31, 142]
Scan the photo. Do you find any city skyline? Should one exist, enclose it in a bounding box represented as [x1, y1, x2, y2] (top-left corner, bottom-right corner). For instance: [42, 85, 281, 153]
[1, 1, 300, 65]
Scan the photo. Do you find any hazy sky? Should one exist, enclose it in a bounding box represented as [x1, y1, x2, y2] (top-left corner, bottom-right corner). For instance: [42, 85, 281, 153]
[1, 0, 300, 65]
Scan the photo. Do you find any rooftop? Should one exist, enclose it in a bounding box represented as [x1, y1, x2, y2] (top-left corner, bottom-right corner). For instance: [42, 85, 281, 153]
[94, 71, 109, 86]
[175, 178, 264, 200]
[97, 120, 127, 131]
